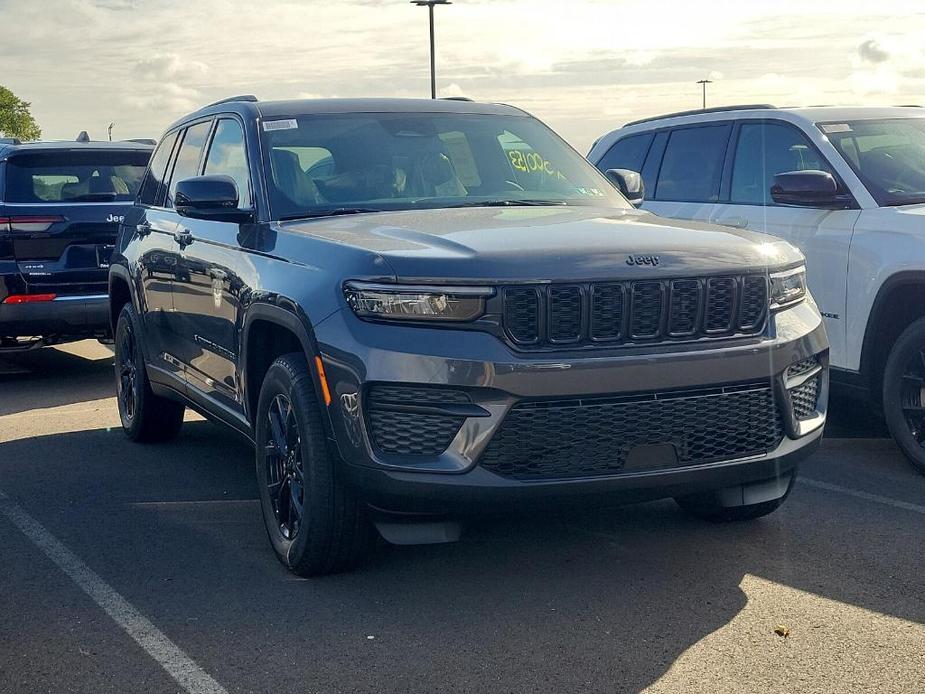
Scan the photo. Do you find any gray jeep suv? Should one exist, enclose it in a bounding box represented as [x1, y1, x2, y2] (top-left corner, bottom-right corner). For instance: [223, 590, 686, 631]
[110, 96, 828, 575]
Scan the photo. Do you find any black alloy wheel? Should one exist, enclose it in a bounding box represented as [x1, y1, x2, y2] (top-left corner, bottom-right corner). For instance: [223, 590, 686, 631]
[264, 393, 305, 541]
[116, 317, 139, 423]
[113, 302, 185, 443]
[883, 317, 925, 475]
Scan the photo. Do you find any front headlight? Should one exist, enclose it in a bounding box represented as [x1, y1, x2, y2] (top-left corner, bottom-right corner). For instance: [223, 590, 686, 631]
[344, 282, 492, 322]
[770, 266, 807, 310]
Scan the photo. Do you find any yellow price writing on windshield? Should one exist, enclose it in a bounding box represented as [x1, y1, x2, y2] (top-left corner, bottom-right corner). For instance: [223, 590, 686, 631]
[507, 149, 555, 175]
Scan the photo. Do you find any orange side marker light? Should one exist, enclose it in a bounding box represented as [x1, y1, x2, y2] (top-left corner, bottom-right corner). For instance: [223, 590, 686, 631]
[314, 356, 332, 406]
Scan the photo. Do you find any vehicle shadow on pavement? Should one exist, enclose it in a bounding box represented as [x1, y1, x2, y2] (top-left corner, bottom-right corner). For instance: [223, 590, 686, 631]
[0, 344, 114, 417]
[2, 420, 923, 693]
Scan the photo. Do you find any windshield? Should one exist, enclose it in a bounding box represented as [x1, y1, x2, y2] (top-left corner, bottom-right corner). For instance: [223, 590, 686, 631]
[4, 149, 150, 203]
[822, 118, 925, 206]
[260, 112, 628, 219]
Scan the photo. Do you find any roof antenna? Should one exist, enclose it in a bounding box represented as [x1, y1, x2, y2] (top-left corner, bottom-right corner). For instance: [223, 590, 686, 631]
[76, 131, 91, 143]
[108, 123, 114, 141]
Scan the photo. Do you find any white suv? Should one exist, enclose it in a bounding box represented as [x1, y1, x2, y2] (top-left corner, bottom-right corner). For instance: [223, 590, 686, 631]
[589, 105, 925, 474]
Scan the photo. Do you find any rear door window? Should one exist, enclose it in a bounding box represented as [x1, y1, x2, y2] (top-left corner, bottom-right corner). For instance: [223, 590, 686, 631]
[730, 122, 833, 204]
[4, 149, 151, 203]
[138, 131, 179, 207]
[203, 119, 251, 208]
[166, 121, 212, 208]
[596, 133, 654, 173]
[655, 125, 731, 202]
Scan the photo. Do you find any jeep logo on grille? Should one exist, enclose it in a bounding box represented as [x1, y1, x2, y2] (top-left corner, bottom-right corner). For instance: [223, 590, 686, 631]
[107, 214, 125, 223]
[626, 254, 660, 266]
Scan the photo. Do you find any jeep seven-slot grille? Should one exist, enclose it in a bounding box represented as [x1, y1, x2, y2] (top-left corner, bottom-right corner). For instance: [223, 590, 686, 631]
[478, 383, 784, 480]
[502, 275, 768, 349]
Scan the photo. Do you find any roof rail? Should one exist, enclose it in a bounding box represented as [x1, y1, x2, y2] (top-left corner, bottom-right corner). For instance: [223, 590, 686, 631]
[0, 137, 22, 145]
[624, 104, 777, 128]
[895, 104, 922, 108]
[203, 94, 259, 109]
[125, 138, 157, 146]
[440, 96, 474, 102]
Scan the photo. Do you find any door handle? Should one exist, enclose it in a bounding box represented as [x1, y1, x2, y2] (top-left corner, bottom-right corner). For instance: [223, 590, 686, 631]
[136, 222, 152, 237]
[173, 229, 194, 247]
[714, 216, 749, 229]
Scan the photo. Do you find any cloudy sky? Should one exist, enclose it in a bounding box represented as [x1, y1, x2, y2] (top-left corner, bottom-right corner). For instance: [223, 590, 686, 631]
[2, 0, 925, 151]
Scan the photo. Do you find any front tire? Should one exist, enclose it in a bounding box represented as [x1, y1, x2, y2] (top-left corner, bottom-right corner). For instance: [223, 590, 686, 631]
[114, 303, 185, 443]
[255, 353, 373, 576]
[882, 318, 925, 475]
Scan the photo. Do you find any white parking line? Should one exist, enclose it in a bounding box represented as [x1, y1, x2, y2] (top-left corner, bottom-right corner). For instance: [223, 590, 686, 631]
[0, 488, 228, 694]
[800, 477, 925, 515]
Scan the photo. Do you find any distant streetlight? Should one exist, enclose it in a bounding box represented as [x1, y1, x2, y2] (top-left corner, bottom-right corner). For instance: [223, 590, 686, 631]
[411, 0, 452, 99]
[697, 79, 713, 110]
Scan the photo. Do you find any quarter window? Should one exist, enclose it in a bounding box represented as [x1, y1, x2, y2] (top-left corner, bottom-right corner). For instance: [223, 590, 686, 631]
[138, 131, 178, 206]
[597, 133, 654, 174]
[655, 125, 731, 202]
[166, 121, 212, 208]
[730, 122, 832, 205]
[204, 119, 251, 208]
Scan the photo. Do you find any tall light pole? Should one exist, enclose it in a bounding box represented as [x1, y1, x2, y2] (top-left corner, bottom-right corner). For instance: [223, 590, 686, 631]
[697, 79, 712, 109]
[411, 0, 451, 99]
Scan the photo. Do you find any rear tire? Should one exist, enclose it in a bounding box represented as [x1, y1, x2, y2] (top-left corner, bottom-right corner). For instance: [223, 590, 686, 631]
[255, 353, 373, 576]
[675, 474, 794, 522]
[114, 303, 185, 443]
[882, 318, 925, 475]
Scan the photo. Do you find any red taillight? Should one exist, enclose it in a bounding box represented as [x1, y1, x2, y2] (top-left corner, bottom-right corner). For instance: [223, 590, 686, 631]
[0, 217, 10, 231]
[6, 216, 65, 233]
[2, 293, 57, 304]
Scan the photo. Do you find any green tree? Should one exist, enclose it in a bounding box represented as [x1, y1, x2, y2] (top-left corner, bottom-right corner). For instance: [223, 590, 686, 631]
[0, 86, 41, 141]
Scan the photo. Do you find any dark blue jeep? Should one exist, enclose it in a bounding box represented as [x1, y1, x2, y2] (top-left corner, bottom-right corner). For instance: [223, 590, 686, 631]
[0, 135, 152, 350]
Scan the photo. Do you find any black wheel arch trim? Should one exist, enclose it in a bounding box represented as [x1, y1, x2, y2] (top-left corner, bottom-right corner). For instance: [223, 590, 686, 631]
[240, 299, 334, 436]
[860, 270, 925, 388]
[108, 264, 139, 329]
[108, 263, 158, 374]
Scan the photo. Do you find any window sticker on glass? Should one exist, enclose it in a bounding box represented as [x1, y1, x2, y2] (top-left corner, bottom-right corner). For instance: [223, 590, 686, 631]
[262, 119, 299, 132]
[574, 187, 605, 197]
[438, 131, 482, 187]
[820, 123, 852, 134]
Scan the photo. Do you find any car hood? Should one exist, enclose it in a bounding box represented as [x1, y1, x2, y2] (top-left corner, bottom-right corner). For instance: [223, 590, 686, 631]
[891, 202, 925, 216]
[280, 206, 802, 282]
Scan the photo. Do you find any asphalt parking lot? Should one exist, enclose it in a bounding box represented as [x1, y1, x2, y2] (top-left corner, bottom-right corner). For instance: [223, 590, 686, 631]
[1, 341, 923, 694]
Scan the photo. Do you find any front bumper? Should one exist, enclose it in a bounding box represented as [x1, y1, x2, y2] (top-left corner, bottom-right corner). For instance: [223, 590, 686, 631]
[0, 293, 110, 339]
[315, 300, 828, 514]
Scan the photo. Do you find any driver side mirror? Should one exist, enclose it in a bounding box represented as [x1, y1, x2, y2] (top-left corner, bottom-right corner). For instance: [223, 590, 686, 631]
[175, 175, 255, 223]
[770, 170, 851, 208]
[605, 168, 645, 206]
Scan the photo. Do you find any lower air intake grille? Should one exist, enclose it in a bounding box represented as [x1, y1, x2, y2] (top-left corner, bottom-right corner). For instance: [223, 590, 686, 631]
[479, 384, 784, 480]
[365, 386, 469, 456]
[790, 377, 821, 420]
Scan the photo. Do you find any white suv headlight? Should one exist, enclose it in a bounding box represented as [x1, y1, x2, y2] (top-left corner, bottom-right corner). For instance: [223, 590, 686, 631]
[344, 282, 492, 322]
[770, 266, 807, 310]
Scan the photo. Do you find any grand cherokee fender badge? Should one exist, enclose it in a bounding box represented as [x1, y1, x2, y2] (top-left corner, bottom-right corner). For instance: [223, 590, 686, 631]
[626, 254, 660, 266]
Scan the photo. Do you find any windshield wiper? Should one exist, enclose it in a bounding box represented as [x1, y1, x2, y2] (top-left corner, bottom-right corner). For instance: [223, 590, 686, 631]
[884, 193, 925, 207]
[279, 207, 383, 221]
[443, 199, 570, 209]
